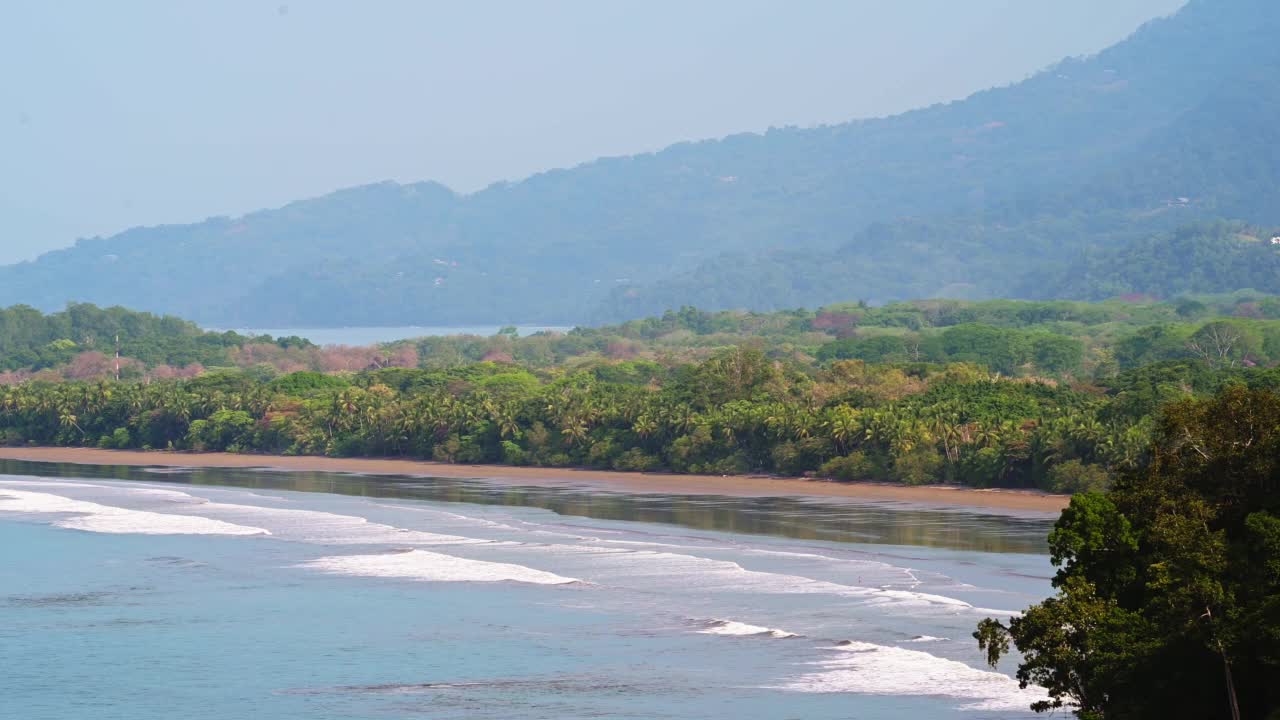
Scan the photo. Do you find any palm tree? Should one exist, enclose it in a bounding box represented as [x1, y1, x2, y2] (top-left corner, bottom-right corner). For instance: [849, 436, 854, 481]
[823, 405, 863, 454]
[561, 416, 589, 447]
[632, 414, 657, 440]
[492, 402, 521, 440]
[929, 413, 962, 463]
[57, 403, 84, 440]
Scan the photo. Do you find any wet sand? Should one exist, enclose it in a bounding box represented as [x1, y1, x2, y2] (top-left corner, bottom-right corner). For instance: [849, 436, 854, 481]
[0, 447, 1070, 513]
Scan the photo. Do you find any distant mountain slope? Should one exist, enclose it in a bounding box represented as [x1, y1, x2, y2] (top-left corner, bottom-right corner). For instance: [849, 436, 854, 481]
[3, 0, 1277, 326]
[1035, 222, 1280, 300]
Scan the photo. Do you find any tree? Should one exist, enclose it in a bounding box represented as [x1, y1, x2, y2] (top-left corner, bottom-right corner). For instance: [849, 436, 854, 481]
[1176, 298, 1208, 319]
[940, 324, 1031, 375]
[682, 346, 779, 407]
[1031, 334, 1084, 375]
[892, 445, 943, 485]
[1186, 321, 1256, 369]
[1046, 459, 1111, 494]
[188, 408, 255, 451]
[976, 387, 1280, 718]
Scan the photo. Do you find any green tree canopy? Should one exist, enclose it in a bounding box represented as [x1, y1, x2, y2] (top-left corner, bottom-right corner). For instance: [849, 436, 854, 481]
[977, 386, 1280, 718]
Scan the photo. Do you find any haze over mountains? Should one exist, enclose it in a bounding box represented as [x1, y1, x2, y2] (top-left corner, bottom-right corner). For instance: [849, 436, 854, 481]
[4, 0, 1278, 327]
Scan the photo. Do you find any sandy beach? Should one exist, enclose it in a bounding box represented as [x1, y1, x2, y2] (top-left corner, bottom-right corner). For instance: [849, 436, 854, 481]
[0, 446, 1070, 513]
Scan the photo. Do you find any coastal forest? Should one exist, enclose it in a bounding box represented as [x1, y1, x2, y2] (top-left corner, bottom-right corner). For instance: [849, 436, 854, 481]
[4, 295, 1280, 497]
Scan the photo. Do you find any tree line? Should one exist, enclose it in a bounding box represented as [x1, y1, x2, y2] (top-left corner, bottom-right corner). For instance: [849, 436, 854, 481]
[4, 346, 1279, 494]
[7, 297, 1280, 385]
[0, 303, 310, 378]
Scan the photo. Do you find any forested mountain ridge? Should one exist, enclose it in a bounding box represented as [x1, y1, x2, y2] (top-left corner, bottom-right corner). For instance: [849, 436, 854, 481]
[3, 0, 1277, 326]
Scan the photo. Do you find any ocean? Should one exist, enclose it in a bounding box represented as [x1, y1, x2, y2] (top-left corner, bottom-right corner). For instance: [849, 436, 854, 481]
[0, 461, 1057, 719]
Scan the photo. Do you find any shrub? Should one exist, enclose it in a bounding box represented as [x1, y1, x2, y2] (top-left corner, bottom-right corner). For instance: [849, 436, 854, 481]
[819, 452, 876, 482]
[500, 440, 527, 466]
[271, 371, 350, 394]
[613, 448, 661, 472]
[432, 436, 463, 463]
[700, 452, 750, 475]
[586, 437, 620, 468]
[1045, 459, 1111, 494]
[772, 437, 835, 475]
[98, 427, 132, 449]
[892, 446, 944, 485]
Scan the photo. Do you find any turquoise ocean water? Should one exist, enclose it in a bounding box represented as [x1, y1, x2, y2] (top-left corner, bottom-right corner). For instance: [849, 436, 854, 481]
[0, 462, 1057, 719]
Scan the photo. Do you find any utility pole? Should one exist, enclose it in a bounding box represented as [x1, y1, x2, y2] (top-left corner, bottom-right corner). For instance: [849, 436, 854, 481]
[115, 334, 120, 382]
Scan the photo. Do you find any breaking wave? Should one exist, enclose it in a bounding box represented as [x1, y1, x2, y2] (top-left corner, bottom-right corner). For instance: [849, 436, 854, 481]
[299, 549, 579, 585]
[779, 641, 1049, 712]
[696, 619, 800, 639]
[0, 488, 268, 536]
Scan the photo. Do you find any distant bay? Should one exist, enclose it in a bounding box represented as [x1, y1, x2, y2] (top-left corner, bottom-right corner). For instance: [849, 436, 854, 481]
[209, 325, 575, 346]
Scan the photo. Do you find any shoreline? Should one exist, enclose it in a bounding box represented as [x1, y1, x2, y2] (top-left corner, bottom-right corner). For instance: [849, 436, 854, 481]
[0, 447, 1070, 513]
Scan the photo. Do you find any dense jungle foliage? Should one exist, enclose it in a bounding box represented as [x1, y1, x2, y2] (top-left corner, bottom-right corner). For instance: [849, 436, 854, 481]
[976, 386, 1280, 719]
[3, 315, 1279, 493]
[3, 297, 1280, 491]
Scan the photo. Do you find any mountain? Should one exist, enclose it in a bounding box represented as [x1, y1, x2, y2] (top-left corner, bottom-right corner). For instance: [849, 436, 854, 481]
[1037, 221, 1280, 301]
[3, 0, 1278, 326]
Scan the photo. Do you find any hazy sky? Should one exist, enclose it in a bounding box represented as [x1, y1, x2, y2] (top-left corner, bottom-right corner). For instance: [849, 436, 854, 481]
[3, 0, 1186, 264]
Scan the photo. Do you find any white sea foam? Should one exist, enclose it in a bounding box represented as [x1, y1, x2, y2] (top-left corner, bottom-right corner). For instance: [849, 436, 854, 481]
[372, 503, 528, 533]
[2, 479, 502, 547]
[0, 479, 108, 489]
[214, 490, 290, 503]
[906, 635, 947, 643]
[780, 642, 1049, 712]
[526, 546, 982, 611]
[973, 607, 1025, 619]
[744, 548, 845, 562]
[697, 619, 799, 639]
[0, 489, 268, 536]
[103, 486, 210, 504]
[138, 497, 487, 547]
[600, 539, 714, 549]
[300, 549, 578, 585]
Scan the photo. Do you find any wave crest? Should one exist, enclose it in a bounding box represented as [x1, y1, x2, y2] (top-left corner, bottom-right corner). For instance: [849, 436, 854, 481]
[299, 549, 578, 585]
[0, 488, 268, 536]
[779, 641, 1049, 711]
[696, 619, 800, 639]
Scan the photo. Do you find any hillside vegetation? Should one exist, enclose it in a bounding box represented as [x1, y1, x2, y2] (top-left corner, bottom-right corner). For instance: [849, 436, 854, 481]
[3, 0, 1278, 326]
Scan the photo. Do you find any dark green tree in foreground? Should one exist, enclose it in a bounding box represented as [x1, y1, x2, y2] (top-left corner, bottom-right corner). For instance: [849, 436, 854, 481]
[976, 386, 1280, 719]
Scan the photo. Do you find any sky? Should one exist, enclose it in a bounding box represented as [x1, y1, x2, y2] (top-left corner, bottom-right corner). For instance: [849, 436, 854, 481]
[2, 0, 1187, 265]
